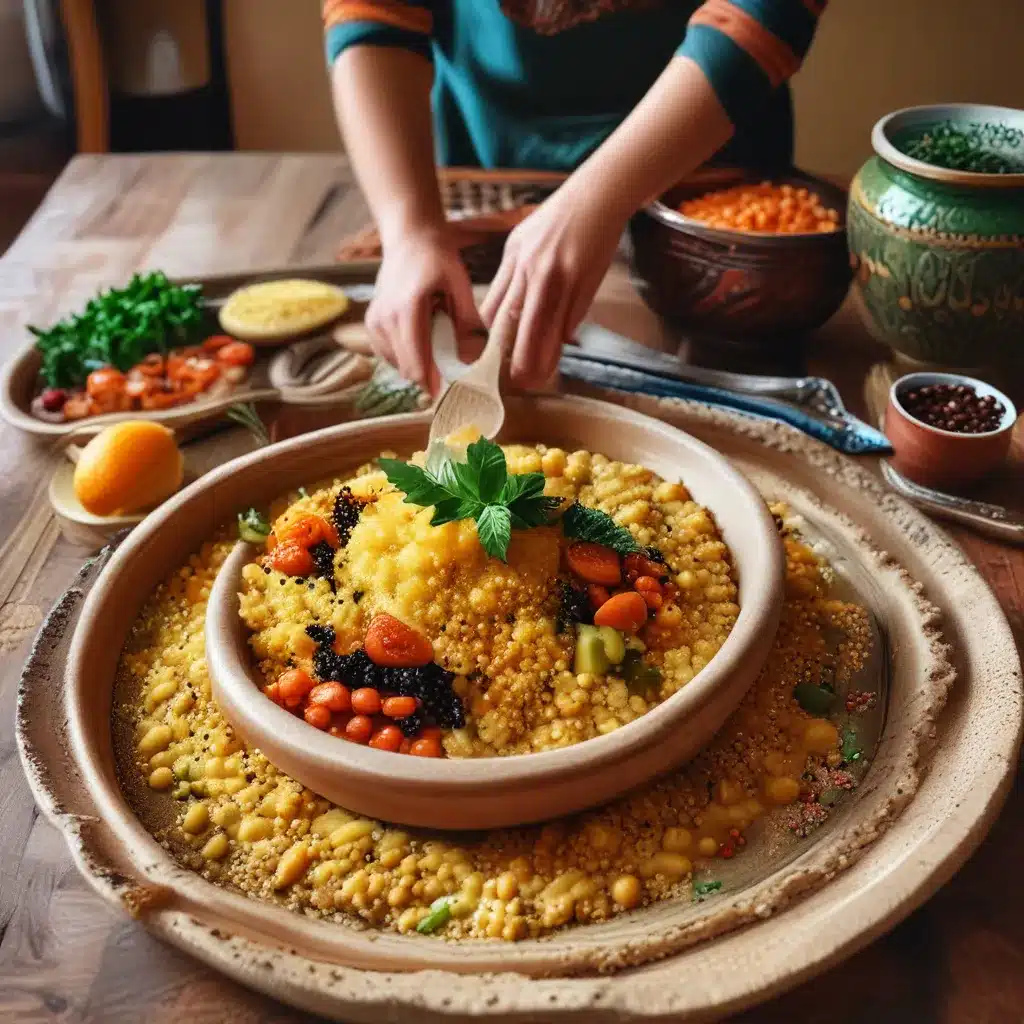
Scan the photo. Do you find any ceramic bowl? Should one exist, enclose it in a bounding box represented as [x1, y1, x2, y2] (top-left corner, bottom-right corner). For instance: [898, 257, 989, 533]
[848, 104, 1024, 369]
[628, 169, 852, 351]
[885, 371, 1018, 489]
[196, 396, 784, 831]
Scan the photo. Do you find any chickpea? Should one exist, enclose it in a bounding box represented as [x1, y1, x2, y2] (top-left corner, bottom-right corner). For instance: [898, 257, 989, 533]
[611, 874, 641, 909]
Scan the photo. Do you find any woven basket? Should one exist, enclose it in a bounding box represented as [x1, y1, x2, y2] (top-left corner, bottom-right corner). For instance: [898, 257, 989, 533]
[336, 169, 565, 282]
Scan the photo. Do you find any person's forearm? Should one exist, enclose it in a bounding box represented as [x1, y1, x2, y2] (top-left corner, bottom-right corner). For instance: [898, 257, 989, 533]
[332, 46, 444, 246]
[565, 56, 733, 220]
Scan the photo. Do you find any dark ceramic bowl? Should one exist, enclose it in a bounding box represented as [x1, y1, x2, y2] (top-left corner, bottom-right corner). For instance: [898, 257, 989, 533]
[629, 170, 852, 348]
[885, 371, 1017, 490]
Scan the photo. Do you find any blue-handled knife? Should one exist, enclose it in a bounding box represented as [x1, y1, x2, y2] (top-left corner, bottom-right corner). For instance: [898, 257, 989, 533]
[560, 327, 892, 456]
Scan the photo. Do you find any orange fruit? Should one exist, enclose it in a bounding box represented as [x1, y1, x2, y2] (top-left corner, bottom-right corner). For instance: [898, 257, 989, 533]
[73, 420, 184, 516]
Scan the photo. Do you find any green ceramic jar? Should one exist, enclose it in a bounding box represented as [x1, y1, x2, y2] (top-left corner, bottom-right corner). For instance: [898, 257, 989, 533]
[847, 104, 1024, 369]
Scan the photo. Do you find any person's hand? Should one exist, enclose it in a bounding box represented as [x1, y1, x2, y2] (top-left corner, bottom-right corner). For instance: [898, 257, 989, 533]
[366, 225, 483, 395]
[480, 185, 628, 388]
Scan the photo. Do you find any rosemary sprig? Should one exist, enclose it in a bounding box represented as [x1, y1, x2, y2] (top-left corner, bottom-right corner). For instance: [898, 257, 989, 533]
[226, 402, 270, 446]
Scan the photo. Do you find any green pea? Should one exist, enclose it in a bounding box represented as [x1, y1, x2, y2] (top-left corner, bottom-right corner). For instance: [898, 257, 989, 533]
[416, 896, 454, 935]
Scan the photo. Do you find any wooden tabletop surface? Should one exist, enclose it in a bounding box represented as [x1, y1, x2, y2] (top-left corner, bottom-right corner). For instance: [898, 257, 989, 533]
[1, 154, 1021, 1024]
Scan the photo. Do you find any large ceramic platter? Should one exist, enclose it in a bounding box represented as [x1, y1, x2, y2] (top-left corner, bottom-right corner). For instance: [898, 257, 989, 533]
[16, 393, 1022, 1022]
[0, 261, 380, 439]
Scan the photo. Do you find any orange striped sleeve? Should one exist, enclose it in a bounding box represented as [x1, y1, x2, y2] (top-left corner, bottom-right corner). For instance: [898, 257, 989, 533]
[322, 0, 432, 35]
[688, 0, 800, 87]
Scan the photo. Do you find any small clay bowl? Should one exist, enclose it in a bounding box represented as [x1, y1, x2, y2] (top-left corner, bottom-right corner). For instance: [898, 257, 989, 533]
[628, 169, 852, 350]
[204, 395, 784, 831]
[885, 372, 1018, 490]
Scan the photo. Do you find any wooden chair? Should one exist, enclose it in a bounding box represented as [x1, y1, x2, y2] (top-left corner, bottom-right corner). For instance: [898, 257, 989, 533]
[59, 0, 110, 152]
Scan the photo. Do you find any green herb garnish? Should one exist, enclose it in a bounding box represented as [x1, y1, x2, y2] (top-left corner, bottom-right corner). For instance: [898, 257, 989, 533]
[840, 728, 862, 764]
[416, 895, 455, 934]
[226, 402, 271, 446]
[238, 507, 271, 543]
[818, 788, 843, 807]
[619, 649, 663, 693]
[379, 437, 561, 561]
[792, 682, 836, 716]
[692, 880, 722, 900]
[562, 502, 639, 555]
[29, 271, 205, 389]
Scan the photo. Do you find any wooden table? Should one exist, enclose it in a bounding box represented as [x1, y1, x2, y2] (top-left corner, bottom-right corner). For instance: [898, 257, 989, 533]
[1, 154, 1021, 1024]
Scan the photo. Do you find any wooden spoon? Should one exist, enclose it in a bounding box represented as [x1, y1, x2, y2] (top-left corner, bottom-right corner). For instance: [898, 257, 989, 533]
[428, 306, 518, 444]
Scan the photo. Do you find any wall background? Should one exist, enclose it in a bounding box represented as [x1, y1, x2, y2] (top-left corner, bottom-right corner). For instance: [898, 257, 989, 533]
[220, 0, 1024, 179]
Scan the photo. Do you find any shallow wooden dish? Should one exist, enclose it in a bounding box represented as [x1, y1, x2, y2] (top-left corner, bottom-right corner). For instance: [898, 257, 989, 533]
[202, 400, 784, 830]
[16, 394, 1022, 1022]
[0, 261, 379, 439]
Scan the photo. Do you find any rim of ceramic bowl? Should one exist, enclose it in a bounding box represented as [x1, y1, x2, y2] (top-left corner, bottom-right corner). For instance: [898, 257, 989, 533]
[641, 169, 849, 246]
[192, 395, 784, 801]
[871, 103, 1024, 189]
[889, 371, 1018, 440]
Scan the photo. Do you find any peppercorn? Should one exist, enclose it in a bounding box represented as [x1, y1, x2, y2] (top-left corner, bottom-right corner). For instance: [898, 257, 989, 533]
[898, 383, 1005, 434]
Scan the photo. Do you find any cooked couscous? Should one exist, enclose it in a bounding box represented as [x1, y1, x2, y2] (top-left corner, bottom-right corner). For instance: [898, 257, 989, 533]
[116, 498, 873, 941]
[237, 440, 740, 757]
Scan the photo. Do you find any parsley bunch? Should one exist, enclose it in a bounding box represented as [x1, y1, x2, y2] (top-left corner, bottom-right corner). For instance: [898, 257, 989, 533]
[379, 438, 561, 561]
[29, 271, 205, 389]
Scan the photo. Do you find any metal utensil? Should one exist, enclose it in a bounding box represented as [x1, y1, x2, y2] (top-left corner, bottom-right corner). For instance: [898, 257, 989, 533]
[559, 347, 892, 456]
[572, 323, 889, 449]
[880, 461, 1024, 545]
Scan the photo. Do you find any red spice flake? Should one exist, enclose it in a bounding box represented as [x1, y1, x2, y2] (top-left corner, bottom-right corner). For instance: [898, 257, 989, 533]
[785, 801, 829, 838]
[844, 690, 877, 713]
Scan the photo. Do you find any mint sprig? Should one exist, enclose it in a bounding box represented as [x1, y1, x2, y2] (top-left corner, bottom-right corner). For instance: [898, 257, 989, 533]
[379, 437, 560, 561]
[562, 501, 639, 555]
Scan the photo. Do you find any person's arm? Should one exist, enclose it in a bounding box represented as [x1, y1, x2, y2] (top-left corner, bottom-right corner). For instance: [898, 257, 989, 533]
[484, 0, 827, 386]
[326, 3, 480, 391]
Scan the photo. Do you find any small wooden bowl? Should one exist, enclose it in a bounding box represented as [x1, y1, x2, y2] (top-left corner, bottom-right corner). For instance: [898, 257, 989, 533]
[629, 169, 852, 350]
[200, 396, 784, 831]
[885, 372, 1018, 490]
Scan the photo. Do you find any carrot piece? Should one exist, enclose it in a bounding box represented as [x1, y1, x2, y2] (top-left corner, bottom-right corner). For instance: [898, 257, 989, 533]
[364, 613, 434, 667]
[201, 334, 235, 352]
[634, 575, 664, 609]
[587, 584, 610, 611]
[566, 542, 621, 586]
[136, 353, 166, 377]
[369, 724, 404, 752]
[624, 553, 668, 582]
[382, 696, 418, 719]
[277, 668, 314, 707]
[303, 704, 332, 729]
[409, 736, 442, 757]
[270, 542, 315, 577]
[308, 682, 351, 713]
[345, 715, 373, 744]
[351, 687, 382, 716]
[217, 341, 256, 366]
[279, 513, 339, 550]
[86, 367, 126, 398]
[264, 681, 281, 705]
[593, 591, 648, 632]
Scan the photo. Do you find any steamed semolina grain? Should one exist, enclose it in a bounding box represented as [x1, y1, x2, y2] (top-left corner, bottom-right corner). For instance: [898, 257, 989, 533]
[238, 444, 741, 756]
[119, 505, 871, 941]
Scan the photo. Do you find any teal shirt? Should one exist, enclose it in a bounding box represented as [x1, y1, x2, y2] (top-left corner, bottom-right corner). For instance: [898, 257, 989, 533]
[324, 1, 825, 172]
